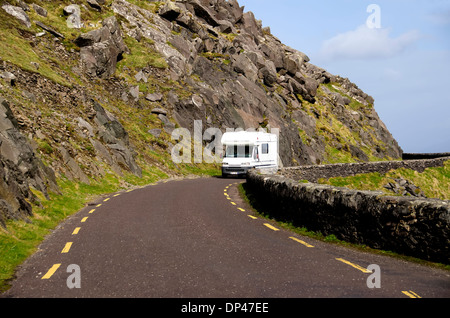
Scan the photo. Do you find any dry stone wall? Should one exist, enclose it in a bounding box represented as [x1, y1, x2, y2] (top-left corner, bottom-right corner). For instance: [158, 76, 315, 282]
[246, 162, 450, 264]
[280, 157, 450, 183]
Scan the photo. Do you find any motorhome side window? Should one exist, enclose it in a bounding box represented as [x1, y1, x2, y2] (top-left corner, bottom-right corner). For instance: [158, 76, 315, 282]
[262, 143, 269, 154]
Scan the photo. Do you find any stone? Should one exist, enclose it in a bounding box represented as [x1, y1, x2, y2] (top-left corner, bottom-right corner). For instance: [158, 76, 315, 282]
[32, 4, 47, 17]
[146, 93, 163, 102]
[148, 128, 162, 138]
[59, 147, 90, 184]
[159, 1, 182, 21]
[64, 4, 83, 29]
[75, 16, 127, 79]
[247, 168, 450, 264]
[87, 0, 102, 11]
[92, 100, 142, 177]
[0, 72, 17, 86]
[151, 108, 168, 116]
[188, 0, 220, 27]
[2, 4, 31, 28]
[129, 86, 140, 100]
[135, 70, 148, 83]
[0, 97, 57, 200]
[35, 21, 64, 38]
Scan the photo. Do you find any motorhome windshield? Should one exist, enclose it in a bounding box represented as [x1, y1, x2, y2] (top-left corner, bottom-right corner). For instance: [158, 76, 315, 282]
[225, 145, 253, 158]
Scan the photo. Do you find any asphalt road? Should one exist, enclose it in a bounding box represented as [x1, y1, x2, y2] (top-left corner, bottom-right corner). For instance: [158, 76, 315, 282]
[2, 177, 449, 298]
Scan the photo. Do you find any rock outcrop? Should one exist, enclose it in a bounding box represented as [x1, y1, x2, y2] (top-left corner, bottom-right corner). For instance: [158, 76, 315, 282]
[75, 16, 128, 79]
[0, 0, 403, 227]
[108, 0, 402, 166]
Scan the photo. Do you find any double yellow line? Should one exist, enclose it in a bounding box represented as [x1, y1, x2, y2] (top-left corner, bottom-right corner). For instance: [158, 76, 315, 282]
[41, 193, 121, 280]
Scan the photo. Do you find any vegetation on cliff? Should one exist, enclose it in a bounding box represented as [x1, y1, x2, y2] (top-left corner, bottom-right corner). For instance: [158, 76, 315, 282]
[0, 0, 405, 291]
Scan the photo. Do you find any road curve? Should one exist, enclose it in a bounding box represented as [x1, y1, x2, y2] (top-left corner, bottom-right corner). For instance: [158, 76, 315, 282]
[2, 177, 449, 298]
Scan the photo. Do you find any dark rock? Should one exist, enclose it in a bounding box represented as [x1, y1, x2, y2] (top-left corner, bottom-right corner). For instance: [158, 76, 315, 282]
[75, 16, 127, 79]
[87, 0, 102, 11]
[188, 0, 220, 27]
[32, 4, 47, 17]
[92, 100, 142, 177]
[159, 1, 182, 21]
[35, 21, 64, 38]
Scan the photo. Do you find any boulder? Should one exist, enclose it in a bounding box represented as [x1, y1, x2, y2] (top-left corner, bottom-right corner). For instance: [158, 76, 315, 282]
[0, 97, 58, 201]
[146, 93, 163, 102]
[75, 16, 127, 79]
[64, 4, 83, 29]
[188, 0, 220, 27]
[32, 4, 47, 17]
[87, 0, 102, 11]
[2, 4, 31, 28]
[92, 100, 142, 177]
[159, 1, 182, 21]
[35, 21, 64, 39]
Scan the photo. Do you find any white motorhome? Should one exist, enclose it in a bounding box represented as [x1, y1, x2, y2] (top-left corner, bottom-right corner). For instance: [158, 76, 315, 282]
[221, 131, 279, 177]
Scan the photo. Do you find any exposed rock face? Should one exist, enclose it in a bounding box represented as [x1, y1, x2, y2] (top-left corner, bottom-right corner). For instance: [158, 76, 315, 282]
[75, 16, 127, 79]
[0, 97, 58, 227]
[109, 0, 402, 166]
[0, 0, 404, 227]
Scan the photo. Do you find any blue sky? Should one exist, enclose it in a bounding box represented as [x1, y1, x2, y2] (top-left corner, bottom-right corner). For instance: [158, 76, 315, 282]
[237, 0, 450, 153]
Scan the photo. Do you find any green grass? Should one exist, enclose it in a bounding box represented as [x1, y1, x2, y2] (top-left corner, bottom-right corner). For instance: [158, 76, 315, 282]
[0, 173, 121, 293]
[319, 160, 450, 200]
[0, 10, 71, 86]
[0, 158, 220, 293]
[0, 162, 171, 293]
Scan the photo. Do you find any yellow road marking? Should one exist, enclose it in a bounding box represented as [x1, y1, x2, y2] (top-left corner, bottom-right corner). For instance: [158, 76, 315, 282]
[126, 189, 134, 192]
[96, 204, 102, 207]
[103, 198, 110, 202]
[113, 193, 121, 197]
[402, 290, 421, 298]
[42, 264, 61, 279]
[336, 258, 371, 273]
[88, 209, 95, 214]
[238, 208, 245, 212]
[289, 236, 314, 248]
[61, 242, 73, 253]
[248, 215, 257, 219]
[264, 223, 280, 231]
[81, 217, 88, 223]
[230, 202, 236, 205]
[72, 227, 81, 235]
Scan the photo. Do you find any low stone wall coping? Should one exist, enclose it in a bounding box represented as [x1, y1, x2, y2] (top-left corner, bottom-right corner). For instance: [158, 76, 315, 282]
[246, 165, 450, 264]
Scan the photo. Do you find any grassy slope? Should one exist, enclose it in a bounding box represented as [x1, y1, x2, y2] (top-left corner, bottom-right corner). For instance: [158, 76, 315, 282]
[318, 160, 450, 201]
[0, 0, 220, 292]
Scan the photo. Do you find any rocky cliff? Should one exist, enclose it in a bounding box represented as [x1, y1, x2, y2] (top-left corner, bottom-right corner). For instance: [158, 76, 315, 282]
[0, 0, 402, 226]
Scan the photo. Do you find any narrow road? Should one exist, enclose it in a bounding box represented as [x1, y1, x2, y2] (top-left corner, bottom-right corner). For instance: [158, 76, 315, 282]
[3, 177, 449, 298]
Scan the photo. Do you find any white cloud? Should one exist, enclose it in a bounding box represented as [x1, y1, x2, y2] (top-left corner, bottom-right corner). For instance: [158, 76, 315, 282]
[319, 25, 421, 61]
